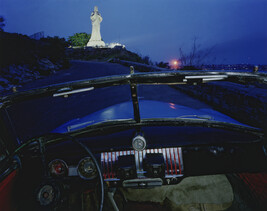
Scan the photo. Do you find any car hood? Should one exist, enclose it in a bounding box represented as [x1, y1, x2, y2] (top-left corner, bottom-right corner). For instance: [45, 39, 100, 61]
[52, 100, 248, 133]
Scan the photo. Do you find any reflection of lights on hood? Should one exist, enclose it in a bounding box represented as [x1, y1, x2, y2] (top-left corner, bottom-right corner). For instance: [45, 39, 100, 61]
[169, 103, 176, 109]
[101, 108, 115, 119]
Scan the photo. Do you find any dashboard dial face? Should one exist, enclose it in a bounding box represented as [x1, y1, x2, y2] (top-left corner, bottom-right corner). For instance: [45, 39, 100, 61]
[77, 157, 97, 180]
[37, 185, 55, 206]
[132, 135, 146, 151]
[49, 159, 68, 177]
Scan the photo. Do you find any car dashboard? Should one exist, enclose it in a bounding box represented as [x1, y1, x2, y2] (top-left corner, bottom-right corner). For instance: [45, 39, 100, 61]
[42, 125, 266, 189]
[48, 147, 183, 188]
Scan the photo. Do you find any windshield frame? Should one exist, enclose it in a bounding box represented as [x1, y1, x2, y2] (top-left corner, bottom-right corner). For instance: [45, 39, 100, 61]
[1, 70, 266, 107]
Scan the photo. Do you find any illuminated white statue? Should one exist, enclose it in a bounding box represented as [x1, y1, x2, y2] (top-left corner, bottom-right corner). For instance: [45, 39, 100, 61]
[87, 6, 105, 47]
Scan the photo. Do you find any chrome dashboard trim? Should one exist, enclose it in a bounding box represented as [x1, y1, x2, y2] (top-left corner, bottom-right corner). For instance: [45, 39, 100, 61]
[68, 166, 78, 176]
[123, 178, 163, 188]
[101, 147, 183, 181]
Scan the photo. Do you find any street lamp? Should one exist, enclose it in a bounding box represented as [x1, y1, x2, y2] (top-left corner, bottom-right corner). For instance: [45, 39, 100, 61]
[170, 59, 180, 70]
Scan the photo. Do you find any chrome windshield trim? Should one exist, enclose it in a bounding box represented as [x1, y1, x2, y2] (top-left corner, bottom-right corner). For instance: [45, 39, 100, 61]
[53, 87, 94, 97]
[1, 71, 265, 107]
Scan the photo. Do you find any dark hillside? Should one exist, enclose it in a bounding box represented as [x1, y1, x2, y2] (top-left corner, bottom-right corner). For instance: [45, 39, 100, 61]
[0, 32, 69, 91]
[66, 47, 151, 64]
[0, 31, 69, 69]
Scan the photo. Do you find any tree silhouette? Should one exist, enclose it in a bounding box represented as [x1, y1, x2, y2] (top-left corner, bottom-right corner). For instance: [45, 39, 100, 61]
[156, 61, 170, 69]
[68, 33, 91, 47]
[179, 37, 215, 69]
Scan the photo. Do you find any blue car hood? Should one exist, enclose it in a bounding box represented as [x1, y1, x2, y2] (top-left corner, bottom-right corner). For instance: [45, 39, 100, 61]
[53, 100, 247, 133]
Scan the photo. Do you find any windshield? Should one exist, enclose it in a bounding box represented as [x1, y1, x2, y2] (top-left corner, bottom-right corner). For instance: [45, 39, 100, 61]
[3, 78, 261, 143]
[5, 84, 132, 141]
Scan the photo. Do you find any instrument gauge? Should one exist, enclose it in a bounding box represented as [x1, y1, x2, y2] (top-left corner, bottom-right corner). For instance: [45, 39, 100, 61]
[49, 159, 68, 177]
[132, 135, 146, 151]
[77, 157, 97, 180]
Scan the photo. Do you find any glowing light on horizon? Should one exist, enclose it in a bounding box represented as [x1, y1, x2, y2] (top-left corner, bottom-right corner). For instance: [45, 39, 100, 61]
[170, 59, 180, 70]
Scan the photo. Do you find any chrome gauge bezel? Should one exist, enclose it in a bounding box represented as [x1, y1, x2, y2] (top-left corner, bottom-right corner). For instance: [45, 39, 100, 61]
[37, 184, 55, 206]
[77, 157, 97, 180]
[48, 159, 68, 177]
[132, 135, 146, 151]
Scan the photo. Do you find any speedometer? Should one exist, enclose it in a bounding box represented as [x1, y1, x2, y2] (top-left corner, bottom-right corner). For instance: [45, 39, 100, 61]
[77, 157, 97, 180]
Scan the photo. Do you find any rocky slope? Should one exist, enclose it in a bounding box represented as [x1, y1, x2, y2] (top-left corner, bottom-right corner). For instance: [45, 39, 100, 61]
[66, 46, 151, 64]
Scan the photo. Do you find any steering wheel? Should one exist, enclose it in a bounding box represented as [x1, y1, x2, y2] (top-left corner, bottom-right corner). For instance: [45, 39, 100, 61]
[13, 134, 104, 211]
[71, 136, 104, 211]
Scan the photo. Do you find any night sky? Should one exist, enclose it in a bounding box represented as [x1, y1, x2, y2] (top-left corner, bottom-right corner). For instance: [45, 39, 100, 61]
[1, 0, 267, 64]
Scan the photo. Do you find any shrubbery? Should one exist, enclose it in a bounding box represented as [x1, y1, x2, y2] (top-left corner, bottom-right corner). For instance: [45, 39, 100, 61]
[68, 33, 91, 47]
[0, 16, 5, 32]
[156, 61, 170, 69]
[0, 32, 69, 70]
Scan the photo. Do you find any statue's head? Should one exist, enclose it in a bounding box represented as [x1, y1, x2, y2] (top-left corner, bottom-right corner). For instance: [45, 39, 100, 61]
[94, 6, 98, 12]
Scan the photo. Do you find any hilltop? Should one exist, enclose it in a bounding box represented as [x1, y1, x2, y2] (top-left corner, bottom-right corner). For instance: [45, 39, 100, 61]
[0, 31, 150, 92]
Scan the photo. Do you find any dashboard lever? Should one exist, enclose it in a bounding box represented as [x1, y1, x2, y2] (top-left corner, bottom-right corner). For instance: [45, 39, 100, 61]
[108, 188, 119, 211]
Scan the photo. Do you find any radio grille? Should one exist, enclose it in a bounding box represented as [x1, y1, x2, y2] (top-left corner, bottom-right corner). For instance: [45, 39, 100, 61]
[101, 147, 183, 181]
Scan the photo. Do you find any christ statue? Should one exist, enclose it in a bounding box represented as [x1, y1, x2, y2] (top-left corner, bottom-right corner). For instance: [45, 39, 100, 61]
[87, 6, 105, 47]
